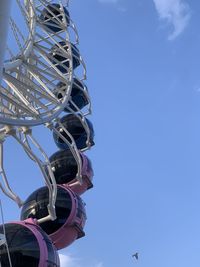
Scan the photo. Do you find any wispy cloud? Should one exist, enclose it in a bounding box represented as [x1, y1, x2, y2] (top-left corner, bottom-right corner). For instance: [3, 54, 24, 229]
[153, 0, 191, 40]
[59, 254, 104, 267]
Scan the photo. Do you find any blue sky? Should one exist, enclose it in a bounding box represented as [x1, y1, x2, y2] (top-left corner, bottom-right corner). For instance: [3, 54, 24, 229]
[3, 0, 200, 266]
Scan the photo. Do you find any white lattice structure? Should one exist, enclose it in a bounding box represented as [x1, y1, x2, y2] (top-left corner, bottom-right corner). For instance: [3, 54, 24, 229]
[0, 0, 92, 223]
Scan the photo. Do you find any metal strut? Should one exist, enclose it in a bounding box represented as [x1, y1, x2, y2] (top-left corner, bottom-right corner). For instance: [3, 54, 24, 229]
[0, 0, 12, 83]
[20, 127, 57, 222]
[12, 127, 57, 222]
[0, 130, 23, 207]
[0, 200, 13, 267]
[46, 120, 83, 184]
[0, 126, 57, 222]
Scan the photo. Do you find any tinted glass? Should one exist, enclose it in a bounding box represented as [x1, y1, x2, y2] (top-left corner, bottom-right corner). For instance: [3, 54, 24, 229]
[56, 114, 85, 143]
[0, 224, 40, 267]
[53, 114, 95, 150]
[40, 4, 70, 32]
[21, 187, 72, 235]
[76, 196, 86, 220]
[50, 150, 79, 183]
[54, 81, 88, 112]
[50, 42, 80, 73]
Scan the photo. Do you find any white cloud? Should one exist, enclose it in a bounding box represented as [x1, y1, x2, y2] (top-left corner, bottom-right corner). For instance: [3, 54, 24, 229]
[59, 254, 80, 267]
[59, 254, 104, 267]
[153, 0, 191, 40]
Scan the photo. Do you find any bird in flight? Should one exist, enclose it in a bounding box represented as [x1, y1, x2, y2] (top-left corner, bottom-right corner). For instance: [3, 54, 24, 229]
[132, 252, 139, 260]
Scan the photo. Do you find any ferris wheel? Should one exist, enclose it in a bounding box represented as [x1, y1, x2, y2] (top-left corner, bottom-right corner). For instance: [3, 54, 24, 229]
[0, 0, 95, 266]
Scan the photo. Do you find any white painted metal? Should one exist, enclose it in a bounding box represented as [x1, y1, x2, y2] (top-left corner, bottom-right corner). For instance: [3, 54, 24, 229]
[1, 0, 79, 126]
[0, 0, 12, 83]
[0, 0, 92, 225]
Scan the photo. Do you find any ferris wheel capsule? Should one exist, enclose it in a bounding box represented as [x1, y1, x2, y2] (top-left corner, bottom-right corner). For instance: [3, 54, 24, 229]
[20, 185, 86, 250]
[49, 150, 93, 194]
[0, 219, 60, 267]
[53, 114, 95, 151]
[55, 78, 90, 112]
[40, 3, 70, 33]
[50, 41, 80, 73]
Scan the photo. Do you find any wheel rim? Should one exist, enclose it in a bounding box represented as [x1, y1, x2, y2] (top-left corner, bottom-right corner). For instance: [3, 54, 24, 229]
[0, 0, 80, 126]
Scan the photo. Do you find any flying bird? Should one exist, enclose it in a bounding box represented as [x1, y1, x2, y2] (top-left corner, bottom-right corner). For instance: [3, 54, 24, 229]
[132, 252, 139, 260]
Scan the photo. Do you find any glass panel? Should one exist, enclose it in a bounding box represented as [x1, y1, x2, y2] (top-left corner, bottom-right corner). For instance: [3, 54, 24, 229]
[0, 224, 40, 267]
[21, 187, 72, 235]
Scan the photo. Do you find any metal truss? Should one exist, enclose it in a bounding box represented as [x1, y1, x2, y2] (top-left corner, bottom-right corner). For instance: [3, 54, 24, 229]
[0, 0, 94, 224]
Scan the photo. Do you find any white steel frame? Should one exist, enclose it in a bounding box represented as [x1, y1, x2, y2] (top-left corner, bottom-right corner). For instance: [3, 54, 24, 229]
[0, 0, 92, 225]
[0, 1, 12, 83]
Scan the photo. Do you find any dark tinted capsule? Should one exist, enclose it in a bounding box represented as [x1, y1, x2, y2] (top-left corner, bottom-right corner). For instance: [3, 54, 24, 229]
[53, 114, 95, 150]
[55, 78, 89, 112]
[50, 42, 80, 73]
[0, 220, 60, 267]
[20, 186, 86, 250]
[40, 3, 70, 32]
[49, 150, 93, 194]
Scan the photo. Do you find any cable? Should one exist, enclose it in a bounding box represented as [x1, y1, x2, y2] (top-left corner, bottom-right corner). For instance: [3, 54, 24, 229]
[0, 200, 12, 267]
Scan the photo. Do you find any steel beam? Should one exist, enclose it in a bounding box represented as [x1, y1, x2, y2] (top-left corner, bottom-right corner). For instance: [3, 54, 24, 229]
[0, 0, 12, 83]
